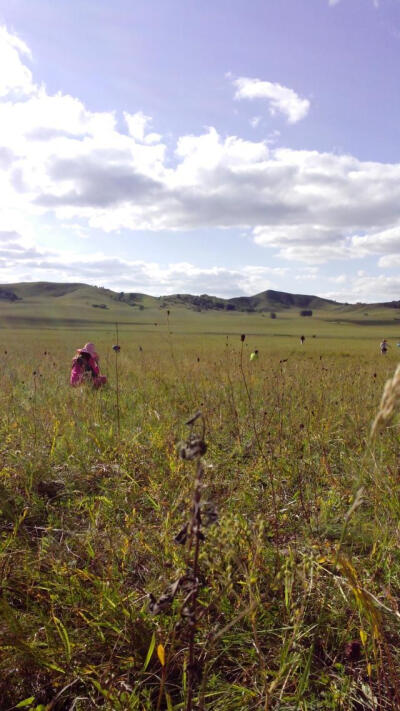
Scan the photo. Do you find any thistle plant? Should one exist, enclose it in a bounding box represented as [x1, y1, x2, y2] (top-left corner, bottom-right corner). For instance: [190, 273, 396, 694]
[148, 411, 208, 711]
[179, 412, 207, 711]
[113, 322, 121, 439]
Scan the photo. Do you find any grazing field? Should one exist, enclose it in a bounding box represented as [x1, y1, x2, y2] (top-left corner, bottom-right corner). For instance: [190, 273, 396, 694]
[2, 307, 400, 710]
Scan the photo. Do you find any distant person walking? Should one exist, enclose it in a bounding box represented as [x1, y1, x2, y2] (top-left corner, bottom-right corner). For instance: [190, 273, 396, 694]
[380, 339, 389, 355]
[250, 349, 259, 362]
[70, 342, 107, 387]
[300, 335, 305, 345]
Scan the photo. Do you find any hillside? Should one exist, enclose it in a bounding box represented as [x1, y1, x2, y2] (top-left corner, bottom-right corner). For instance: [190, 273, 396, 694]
[0, 282, 399, 334]
[0, 282, 337, 316]
[228, 289, 337, 311]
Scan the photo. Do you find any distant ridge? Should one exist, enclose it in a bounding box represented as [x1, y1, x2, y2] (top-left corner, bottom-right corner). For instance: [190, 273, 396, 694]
[0, 282, 339, 312]
[229, 289, 337, 311]
[0, 281, 397, 312]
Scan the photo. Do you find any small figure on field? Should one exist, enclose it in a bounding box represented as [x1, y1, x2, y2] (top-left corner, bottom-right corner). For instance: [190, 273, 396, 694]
[250, 349, 259, 362]
[70, 342, 107, 387]
[300, 335, 305, 345]
[380, 339, 389, 355]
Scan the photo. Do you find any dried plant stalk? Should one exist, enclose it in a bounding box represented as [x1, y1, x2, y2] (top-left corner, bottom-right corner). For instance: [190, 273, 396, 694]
[371, 364, 400, 437]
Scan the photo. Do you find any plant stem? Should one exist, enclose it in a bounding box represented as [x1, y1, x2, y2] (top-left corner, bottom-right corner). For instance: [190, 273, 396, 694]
[186, 457, 204, 711]
[115, 322, 120, 439]
[239, 340, 279, 541]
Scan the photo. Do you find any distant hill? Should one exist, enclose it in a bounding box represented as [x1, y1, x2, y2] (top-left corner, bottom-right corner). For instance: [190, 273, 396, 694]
[228, 289, 337, 312]
[0, 282, 151, 307]
[144, 288, 337, 312]
[0, 282, 338, 313]
[0, 281, 397, 316]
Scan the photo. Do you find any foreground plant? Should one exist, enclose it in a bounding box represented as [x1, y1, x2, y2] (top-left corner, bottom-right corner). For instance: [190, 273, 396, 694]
[371, 362, 400, 436]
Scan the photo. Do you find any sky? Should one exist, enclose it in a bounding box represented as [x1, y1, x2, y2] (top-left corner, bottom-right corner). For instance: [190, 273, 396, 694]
[1, 0, 400, 302]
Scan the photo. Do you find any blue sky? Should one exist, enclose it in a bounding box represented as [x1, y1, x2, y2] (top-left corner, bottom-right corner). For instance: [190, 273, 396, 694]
[1, 0, 400, 301]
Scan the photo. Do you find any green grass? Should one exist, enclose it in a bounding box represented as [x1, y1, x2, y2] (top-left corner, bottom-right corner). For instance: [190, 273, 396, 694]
[1, 308, 400, 710]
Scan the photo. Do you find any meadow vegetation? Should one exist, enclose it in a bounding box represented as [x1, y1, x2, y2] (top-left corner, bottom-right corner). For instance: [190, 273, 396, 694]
[1, 304, 400, 710]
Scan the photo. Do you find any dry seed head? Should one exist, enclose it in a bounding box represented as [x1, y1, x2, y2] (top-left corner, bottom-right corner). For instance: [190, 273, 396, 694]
[371, 363, 400, 437]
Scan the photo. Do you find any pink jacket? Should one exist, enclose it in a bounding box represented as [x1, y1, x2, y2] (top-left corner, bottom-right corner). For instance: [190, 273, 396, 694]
[70, 355, 100, 386]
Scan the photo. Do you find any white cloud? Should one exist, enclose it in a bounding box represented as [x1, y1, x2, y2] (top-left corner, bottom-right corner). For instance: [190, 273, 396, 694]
[2, 26, 400, 272]
[0, 26, 33, 97]
[0, 229, 53, 264]
[295, 266, 319, 280]
[250, 116, 261, 128]
[60, 222, 90, 239]
[267, 129, 281, 145]
[321, 273, 400, 304]
[328, 274, 347, 284]
[253, 225, 363, 263]
[233, 76, 310, 123]
[378, 254, 400, 268]
[329, 0, 379, 7]
[0, 229, 286, 296]
[353, 225, 400, 254]
[124, 110, 162, 144]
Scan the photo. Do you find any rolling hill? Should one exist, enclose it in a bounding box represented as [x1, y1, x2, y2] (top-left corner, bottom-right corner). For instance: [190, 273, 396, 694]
[0, 281, 397, 312]
[0, 282, 337, 314]
[0, 282, 399, 334]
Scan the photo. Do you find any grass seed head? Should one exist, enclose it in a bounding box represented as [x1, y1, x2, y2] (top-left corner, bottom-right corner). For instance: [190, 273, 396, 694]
[371, 363, 400, 437]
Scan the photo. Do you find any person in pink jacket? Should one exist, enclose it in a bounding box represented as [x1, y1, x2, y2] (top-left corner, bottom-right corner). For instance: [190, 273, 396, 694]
[70, 342, 107, 387]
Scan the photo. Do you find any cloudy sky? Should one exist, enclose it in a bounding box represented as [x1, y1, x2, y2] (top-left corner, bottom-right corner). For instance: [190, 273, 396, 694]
[1, 0, 400, 302]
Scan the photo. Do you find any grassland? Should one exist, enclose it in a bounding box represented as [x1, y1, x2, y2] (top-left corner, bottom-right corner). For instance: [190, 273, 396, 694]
[2, 292, 400, 710]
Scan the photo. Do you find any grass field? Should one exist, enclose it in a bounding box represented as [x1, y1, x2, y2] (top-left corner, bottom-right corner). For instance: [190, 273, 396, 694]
[2, 295, 400, 710]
